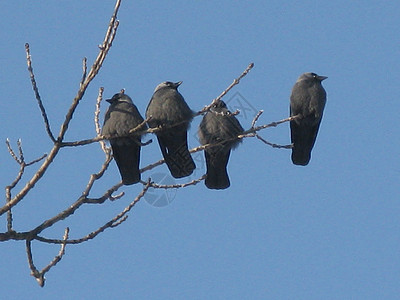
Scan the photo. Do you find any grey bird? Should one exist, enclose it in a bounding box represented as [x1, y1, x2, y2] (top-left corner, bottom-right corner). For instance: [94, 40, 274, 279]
[198, 100, 244, 189]
[290, 72, 327, 165]
[102, 93, 146, 185]
[146, 81, 195, 178]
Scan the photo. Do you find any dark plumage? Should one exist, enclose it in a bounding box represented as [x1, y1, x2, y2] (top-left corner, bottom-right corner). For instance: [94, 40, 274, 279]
[198, 100, 244, 189]
[102, 93, 146, 185]
[290, 72, 327, 165]
[146, 81, 195, 178]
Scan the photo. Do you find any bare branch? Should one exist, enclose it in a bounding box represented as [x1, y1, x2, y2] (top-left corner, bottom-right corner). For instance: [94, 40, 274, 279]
[0, 0, 122, 216]
[240, 114, 301, 137]
[59, 116, 150, 148]
[197, 62, 254, 115]
[57, 0, 121, 142]
[255, 134, 293, 149]
[34, 181, 151, 245]
[81, 155, 114, 198]
[26, 153, 47, 166]
[80, 57, 87, 87]
[26, 239, 42, 286]
[27, 228, 69, 287]
[147, 175, 206, 189]
[245, 110, 297, 149]
[94, 87, 104, 136]
[6, 138, 21, 163]
[0, 158, 122, 242]
[24, 153, 119, 239]
[139, 157, 166, 174]
[40, 227, 69, 274]
[128, 117, 151, 134]
[94, 87, 109, 153]
[25, 43, 56, 143]
[59, 136, 105, 147]
[5, 139, 46, 232]
[16, 139, 24, 162]
[251, 110, 264, 127]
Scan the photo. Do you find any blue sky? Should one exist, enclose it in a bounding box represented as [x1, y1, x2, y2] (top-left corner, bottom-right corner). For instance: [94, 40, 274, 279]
[1, 1, 399, 299]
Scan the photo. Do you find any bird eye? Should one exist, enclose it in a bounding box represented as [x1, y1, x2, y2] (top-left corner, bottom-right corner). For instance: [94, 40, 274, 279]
[311, 73, 317, 78]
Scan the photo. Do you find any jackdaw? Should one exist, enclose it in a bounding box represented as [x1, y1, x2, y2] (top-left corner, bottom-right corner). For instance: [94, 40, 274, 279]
[290, 72, 327, 165]
[198, 100, 244, 189]
[146, 81, 195, 178]
[102, 93, 146, 185]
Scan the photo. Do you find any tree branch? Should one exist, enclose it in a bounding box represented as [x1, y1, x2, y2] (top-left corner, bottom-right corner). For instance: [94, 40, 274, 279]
[25, 44, 56, 143]
[34, 181, 151, 245]
[27, 227, 69, 287]
[0, 0, 122, 217]
[196, 62, 254, 116]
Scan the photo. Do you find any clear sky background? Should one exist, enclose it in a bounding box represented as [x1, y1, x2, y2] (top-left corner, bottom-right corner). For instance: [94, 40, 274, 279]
[1, 1, 399, 299]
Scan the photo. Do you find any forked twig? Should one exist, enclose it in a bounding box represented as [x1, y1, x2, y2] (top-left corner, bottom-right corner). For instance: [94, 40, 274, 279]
[35, 181, 151, 245]
[27, 227, 69, 287]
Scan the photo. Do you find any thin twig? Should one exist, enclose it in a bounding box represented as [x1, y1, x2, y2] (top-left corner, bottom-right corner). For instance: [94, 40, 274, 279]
[80, 57, 87, 87]
[27, 228, 69, 287]
[251, 110, 264, 127]
[0, 0, 122, 216]
[94, 87, 108, 153]
[5, 139, 46, 232]
[147, 175, 206, 189]
[240, 114, 301, 137]
[40, 227, 69, 274]
[255, 134, 293, 149]
[57, 1, 120, 142]
[128, 117, 150, 134]
[26, 239, 42, 286]
[25, 43, 56, 143]
[26, 153, 47, 166]
[84, 177, 124, 204]
[6, 138, 20, 163]
[197, 62, 254, 116]
[35, 182, 151, 245]
[59, 116, 150, 148]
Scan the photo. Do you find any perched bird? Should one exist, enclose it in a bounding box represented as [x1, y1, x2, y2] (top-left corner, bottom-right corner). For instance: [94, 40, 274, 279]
[146, 81, 195, 178]
[102, 93, 146, 185]
[198, 100, 244, 189]
[290, 72, 327, 165]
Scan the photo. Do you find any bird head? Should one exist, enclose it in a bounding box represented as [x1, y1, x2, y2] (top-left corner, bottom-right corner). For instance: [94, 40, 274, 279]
[153, 81, 182, 93]
[106, 93, 133, 104]
[303, 72, 328, 82]
[212, 100, 228, 109]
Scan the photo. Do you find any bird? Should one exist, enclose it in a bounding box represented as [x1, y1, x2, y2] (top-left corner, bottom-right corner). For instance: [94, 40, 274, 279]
[146, 81, 195, 178]
[289, 72, 327, 166]
[102, 93, 146, 185]
[198, 100, 244, 189]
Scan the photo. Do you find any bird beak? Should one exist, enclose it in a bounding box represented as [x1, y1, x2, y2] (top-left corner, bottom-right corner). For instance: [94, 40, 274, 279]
[175, 81, 183, 87]
[106, 99, 112, 103]
[318, 75, 328, 81]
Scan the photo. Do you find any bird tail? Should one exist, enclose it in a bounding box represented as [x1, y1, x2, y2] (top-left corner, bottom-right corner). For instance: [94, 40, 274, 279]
[157, 132, 195, 178]
[204, 149, 231, 190]
[290, 121, 320, 166]
[111, 142, 141, 185]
